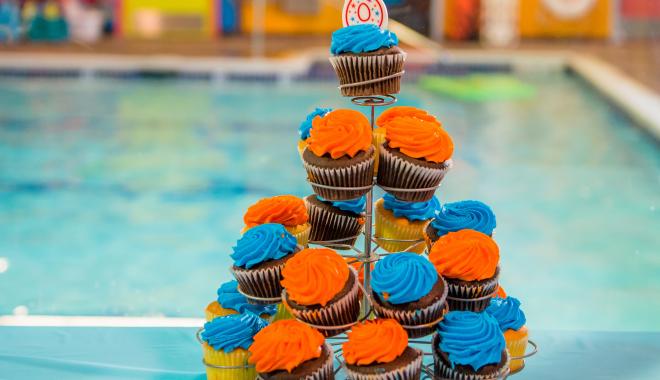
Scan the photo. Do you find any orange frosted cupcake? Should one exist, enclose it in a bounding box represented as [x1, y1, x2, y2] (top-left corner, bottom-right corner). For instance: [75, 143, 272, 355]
[302, 109, 374, 201]
[428, 229, 500, 312]
[373, 106, 439, 174]
[243, 195, 311, 247]
[343, 319, 423, 379]
[281, 248, 360, 337]
[249, 320, 334, 379]
[376, 115, 453, 202]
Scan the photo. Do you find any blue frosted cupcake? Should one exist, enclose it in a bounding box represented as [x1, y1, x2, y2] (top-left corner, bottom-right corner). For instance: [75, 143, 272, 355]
[329, 23, 405, 96]
[375, 194, 441, 253]
[205, 280, 278, 321]
[304, 194, 366, 249]
[433, 311, 509, 380]
[230, 223, 301, 305]
[370, 253, 448, 337]
[424, 200, 496, 251]
[486, 297, 528, 372]
[200, 312, 268, 380]
[297, 108, 332, 158]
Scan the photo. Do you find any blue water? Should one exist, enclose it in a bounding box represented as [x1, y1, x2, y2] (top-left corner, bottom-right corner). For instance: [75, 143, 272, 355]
[0, 74, 659, 333]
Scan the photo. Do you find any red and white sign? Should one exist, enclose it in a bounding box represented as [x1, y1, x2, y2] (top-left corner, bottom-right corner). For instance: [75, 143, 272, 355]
[342, 0, 389, 29]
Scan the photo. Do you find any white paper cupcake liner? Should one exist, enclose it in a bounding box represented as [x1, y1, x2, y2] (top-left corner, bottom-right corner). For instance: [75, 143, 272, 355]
[445, 270, 499, 312]
[329, 53, 406, 97]
[344, 348, 423, 380]
[377, 145, 452, 202]
[306, 198, 364, 249]
[284, 268, 361, 337]
[370, 277, 449, 338]
[303, 151, 375, 201]
[432, 337, 510, 380]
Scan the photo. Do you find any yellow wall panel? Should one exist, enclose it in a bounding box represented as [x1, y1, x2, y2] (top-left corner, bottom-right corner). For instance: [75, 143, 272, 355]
[519, 0, 611, 38]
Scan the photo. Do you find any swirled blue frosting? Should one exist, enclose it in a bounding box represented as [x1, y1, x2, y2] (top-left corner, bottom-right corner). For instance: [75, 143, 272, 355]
[383, 194, 440, 221]
[330, 24, 399, 55]
[486, 297, 526, 332]
[217, 280, 277, 316]
[231, 223, 297, 269]
[431, 200, 496, 237]
[437, 311, 506, 371]
[371, 253, 438, 304]
[299, 108, 332, 140]
[319, 195, 366, 214]
[202, 312, 268, 352]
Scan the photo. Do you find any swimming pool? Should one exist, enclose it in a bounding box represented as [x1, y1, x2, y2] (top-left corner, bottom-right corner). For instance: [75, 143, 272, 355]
[0, 71, 658, 334]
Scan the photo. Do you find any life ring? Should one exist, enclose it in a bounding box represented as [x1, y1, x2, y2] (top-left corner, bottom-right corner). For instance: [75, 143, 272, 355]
[540, 0, 597, 20]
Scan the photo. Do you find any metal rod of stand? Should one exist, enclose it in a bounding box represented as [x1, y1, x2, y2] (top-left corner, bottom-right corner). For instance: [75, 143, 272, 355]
[360, 103, 377, 318]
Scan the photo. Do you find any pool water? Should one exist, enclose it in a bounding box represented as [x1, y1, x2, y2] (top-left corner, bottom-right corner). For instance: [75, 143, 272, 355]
[0, 73, 658, 333]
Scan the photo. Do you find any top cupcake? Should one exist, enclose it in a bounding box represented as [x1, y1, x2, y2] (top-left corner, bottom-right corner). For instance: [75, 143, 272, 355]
[307, 109, 372, 159]
[299, 107, 333, 141]
[249, 319, 325, 373]
[431, 200, 496, 238]
[331, 24, 399, 55]
[202, 312, 268, 353]
[384, 116, 454, 163]
[243, 195, 308, 228]
[343, 319, 409, 366]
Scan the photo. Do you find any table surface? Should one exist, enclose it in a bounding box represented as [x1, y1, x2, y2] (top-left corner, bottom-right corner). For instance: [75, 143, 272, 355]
[1, 327, 659, 380]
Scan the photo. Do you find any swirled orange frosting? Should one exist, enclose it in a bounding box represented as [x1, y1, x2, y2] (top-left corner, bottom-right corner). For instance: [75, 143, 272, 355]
[376, 106, 441, 128]
[248, 320, 324, 373]
[244, 195, 308, 228]
[281, 248, 349, 306]
[307, 109, 372, 159]
[385, 116, 454, 163]
[429, 229, 499, 281]
[494, 285, 507, 298]
[343, 319, 408, 365]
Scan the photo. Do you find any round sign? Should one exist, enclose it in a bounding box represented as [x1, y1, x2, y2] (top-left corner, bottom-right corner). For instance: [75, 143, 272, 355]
[342, 0, 389, 29]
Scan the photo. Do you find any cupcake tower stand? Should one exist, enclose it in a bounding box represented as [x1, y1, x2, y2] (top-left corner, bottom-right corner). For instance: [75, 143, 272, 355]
[199, 92, 537, 379]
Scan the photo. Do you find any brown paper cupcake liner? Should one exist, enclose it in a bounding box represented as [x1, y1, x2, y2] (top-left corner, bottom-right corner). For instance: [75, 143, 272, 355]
[231, 248, 301, 305]
[329, 53, 406, 97]
[377, 145, 452, 202]
[445, 270, 499, 312]
[432, 336, 510, 380]
[303, 153, 375, 201]
[284, 268, 361, 337]
[306, 198, 364, 249]
[343, 348, 423, 380]
[370, 277, 449, 338]
[256, 342, 335, 380]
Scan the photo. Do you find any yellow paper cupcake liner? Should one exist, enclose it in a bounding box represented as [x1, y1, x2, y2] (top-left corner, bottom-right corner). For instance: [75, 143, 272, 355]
[205, 301, 236, 322]
[270, 303, 293, 322]
[297, 140, 308, 160]
[504, 326, 529, 372]
[374, 199, 428, 253]
[373, 127, 386, 175]
[286, 223, 311, 247]
[202, 343, 255, 380]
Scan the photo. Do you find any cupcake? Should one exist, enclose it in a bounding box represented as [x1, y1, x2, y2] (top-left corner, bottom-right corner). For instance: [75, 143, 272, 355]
[376, 115, 453, 202]
[243, 195, 311, 247]
[281, 248, 360, 337]
[302, 109, 375, 201]
[230, 223, 301, 305]
[486, 296, 528, 372]
[298, 107, 333, 158]
[200, 312, 268, 380]
[373, 107, 441, 174]
[370, 253, 447, 338]
[428, 230, 500, 312]
[249, 320, 334, 379]
[375, 194, 440, 253]
[343, 319, 423, 379]
[424, 200, 496, 251]
[329, 24, 405, 97]
[305, 194, 366, 249]
[433, 311, 509, 380]
[205, 280, 277, 321]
